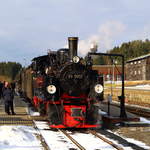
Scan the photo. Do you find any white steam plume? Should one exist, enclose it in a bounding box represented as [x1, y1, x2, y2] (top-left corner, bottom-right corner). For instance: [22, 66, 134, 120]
[78, 21, 126, 56]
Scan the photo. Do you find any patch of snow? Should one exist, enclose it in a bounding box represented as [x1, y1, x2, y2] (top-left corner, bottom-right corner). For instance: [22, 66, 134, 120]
[34, 121, 79, 150]
[71, 132, 118, 150]
[34, 121, 150, 150]
[140, 117, 150, 124]
[34, 121, 50, 130]
[26, 107, 40, 116]
[40, 130, 79, 150]
[0, 126, 43, 150]
[96, 132, 133, 150]
[125, 138, 150, 150]
[125, 84, 150, 90]
[99, 109, 107, 115]
[108, 130, 150, 150]
[135, 84, 150, 88]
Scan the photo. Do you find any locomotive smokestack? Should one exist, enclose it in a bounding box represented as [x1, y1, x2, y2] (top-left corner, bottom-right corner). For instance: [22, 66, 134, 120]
[68, 37, 78, 61]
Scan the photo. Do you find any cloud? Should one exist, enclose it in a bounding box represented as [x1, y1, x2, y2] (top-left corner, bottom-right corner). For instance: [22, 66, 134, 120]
[78, 21, 126, 56]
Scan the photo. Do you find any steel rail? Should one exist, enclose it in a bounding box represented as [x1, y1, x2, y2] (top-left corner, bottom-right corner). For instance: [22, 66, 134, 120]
[33, 120, 51, 150]
[59, 129, 86, 150]
[89, 130, 124, 150]
[0, 118, 33, 125]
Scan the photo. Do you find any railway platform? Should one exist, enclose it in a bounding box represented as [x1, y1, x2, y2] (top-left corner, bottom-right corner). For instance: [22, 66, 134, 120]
[97, 101, 140, 128]
[0, 96, 34, 125]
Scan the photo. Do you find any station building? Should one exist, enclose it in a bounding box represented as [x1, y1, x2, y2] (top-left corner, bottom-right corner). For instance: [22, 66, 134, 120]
[92, 65, 122, 81]
[126, 53, 150, 81]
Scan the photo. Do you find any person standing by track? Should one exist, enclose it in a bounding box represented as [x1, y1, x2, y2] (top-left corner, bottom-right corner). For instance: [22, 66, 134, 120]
[2, 82, 16, 115]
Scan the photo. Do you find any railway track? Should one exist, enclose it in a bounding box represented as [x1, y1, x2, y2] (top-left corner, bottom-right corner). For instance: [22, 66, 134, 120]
[88, 130, 124, 150]
[34, 120, 149, 150]
[0, 116, 33, 126]
[0, 114, 46, 126]
[125, 107, 150, 118]
[33, 121, 51, 150]
[59, 129, 86, 150]
[0, 116, 148, 150]
[59, 129, 124, 150]
[111, 102, 150, 118]
[34, 120, 125, 150]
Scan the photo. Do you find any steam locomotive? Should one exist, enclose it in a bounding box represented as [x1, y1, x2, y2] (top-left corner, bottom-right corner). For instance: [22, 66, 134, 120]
[20, 37, 104, 128]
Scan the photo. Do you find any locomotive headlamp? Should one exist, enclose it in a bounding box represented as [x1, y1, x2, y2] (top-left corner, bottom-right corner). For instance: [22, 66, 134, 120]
[94, 84, 103, 94]
[73, 56, 80, 63]
[47, 85, 56, 94]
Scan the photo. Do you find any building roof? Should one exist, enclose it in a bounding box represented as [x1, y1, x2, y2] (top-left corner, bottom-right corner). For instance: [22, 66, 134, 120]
[126, 53, 150, 63]
[93, 65, 121, 67]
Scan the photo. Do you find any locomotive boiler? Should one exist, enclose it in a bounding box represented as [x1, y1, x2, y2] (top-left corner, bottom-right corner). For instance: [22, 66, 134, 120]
[21, 37, 104, 128]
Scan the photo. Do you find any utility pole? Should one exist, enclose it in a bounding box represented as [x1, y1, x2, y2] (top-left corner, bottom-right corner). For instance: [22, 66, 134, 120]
[89, 52, 127, 118]
[113, 60, 115, 82]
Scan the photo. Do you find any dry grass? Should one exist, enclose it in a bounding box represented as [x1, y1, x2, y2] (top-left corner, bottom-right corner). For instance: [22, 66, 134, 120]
[104, 88, 150, 107]
[124, 80, 150, 86]
[105, 80, 150, 87]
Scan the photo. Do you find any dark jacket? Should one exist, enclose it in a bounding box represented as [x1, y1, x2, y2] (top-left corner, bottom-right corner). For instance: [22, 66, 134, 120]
[2, 87, 14, 101]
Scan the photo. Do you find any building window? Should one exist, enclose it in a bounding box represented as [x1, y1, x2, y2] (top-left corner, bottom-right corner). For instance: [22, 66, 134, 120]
[138, 61, 141, 64]
[134, 61, 137, 64]
[138, 70, 141, 74]
[135, 70, 137, 75]
[131, 62, 133, 65]
[117, 75, 121, 81]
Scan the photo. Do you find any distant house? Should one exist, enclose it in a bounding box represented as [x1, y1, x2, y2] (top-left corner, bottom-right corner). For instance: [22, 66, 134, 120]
[92, 65, 122, 81]
[126, 53, 150, 80]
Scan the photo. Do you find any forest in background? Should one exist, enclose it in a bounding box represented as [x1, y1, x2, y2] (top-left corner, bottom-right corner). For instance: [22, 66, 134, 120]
[93, 39, 150, 65]
[0, 62, 22, 82]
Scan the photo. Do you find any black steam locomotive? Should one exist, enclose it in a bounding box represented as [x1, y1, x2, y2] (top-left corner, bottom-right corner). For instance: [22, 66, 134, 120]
[21, 37, 103, 128]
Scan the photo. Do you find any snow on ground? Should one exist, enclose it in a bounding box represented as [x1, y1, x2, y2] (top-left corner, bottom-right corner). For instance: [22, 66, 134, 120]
[34, 121, 50, 130]
[34, 121, 131, 150]
[71, 132, 119, 150]
[124, 138, 150, 150]
[35, 121, 150, 150]
[114, 84, 150, 90]
[1, 121, 149, 150]
[26, 107, 40, 116]
[35, 121, 119, 150]
[125, 84, 150, 90]
[34, 121, 79, 150]
[140, 117, 150, 123]
[40, 130, 79, 150]
[105, 83, 150, 90]
[0, 126, 43, 150]
[99, 109, 107, 115]
[108, 129, 150, 150]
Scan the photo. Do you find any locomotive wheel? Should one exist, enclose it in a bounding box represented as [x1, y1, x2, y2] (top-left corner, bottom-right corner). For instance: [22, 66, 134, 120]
[38, 102, 46, 115]
[47, 104, 63, 125]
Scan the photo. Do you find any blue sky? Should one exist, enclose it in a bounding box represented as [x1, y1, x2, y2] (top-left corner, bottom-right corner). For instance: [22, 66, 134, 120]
[0, 0, 150, 65]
